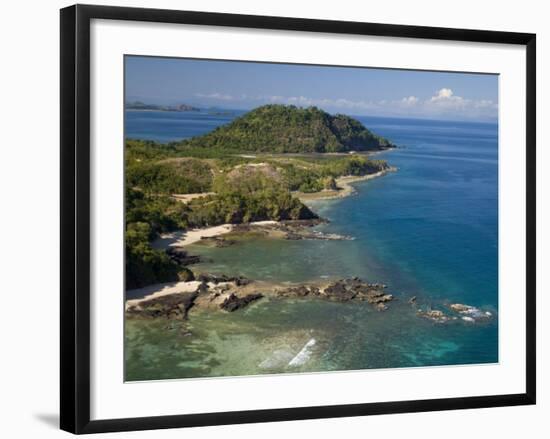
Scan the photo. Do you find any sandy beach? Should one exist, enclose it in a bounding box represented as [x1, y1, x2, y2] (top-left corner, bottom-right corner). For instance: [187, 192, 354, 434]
[152, 224, 234, 249]
[295, 167, 397, 202]
[125, 280, 202, 309]
[152, 168, 396, 250]
[152, 221, 279, 250]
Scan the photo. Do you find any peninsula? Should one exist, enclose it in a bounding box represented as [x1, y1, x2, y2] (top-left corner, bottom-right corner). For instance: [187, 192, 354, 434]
[125, 104, 394, 289]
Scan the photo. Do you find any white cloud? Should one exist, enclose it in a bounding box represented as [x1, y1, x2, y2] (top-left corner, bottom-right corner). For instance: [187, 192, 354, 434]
[192, 88, 497, 121]
[427, 88, 469, 112]
[431, 88, 454, 100]
[401, 96, 419, 106]
[423, 88, 498, 119]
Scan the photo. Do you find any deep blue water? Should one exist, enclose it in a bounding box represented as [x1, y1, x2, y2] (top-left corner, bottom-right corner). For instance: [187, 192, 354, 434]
[125, 110, 245, 143]
[341, 115, 498, 307]
[125, 111, 498, 380]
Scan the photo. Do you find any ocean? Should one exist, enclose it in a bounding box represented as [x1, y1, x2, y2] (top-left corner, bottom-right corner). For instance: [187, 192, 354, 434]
[125, 110, 498, 381]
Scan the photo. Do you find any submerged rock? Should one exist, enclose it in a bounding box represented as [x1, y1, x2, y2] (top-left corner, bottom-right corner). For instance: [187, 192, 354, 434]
[448, 303, 493, 321]
[417, 302, 494, 325]
[166, 247, 201, 265]
[220, 292, 264, 312]
[199, 236, 236, 247]
[417, 308, 455, 324]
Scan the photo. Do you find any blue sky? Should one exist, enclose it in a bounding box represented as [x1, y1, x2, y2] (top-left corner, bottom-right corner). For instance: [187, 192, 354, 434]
[125, 56, 498, 121]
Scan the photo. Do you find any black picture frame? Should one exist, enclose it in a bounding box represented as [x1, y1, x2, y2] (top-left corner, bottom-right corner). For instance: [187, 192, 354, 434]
[60, 4, 536, 434]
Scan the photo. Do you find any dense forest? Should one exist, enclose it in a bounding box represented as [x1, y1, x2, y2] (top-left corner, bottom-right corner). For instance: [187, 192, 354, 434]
[178, 105, 394, 153]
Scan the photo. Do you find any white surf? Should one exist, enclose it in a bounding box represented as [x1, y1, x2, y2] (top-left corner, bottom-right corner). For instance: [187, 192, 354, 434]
[288, 338, 316, 367]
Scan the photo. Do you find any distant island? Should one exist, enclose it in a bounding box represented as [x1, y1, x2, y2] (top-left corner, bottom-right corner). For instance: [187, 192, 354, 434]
[125, 101, 200, 112]
[179, 104, 395, 153]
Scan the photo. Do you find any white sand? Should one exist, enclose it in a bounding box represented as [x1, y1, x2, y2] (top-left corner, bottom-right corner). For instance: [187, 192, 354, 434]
[296, 167, 397, 202]
[152, 224, 234, 249]
[248, 220, 278, 226]
[125, 280, 202, 309]
[152, 221, 280, 250]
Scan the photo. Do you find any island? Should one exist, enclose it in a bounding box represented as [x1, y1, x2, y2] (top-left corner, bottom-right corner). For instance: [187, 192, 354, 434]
[125, 101, 200, 112]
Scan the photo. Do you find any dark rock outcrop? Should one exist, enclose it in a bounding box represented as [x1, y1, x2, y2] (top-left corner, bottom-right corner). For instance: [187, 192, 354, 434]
[200, 236, 236, 247]
[126, 291, 199, 320]
[276, 285, 321, 298]
[324, 281, 357, 301]
[166, 247, 201, 265]
[323, 278, 393, 304]
[197, 273, 251, 286]
[220, 293, 264, 312]
[177, 268, 195, 282]
[276, 277, 393, 307]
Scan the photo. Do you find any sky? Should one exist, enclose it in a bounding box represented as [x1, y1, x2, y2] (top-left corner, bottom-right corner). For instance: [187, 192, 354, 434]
[125, 56, 498, 122]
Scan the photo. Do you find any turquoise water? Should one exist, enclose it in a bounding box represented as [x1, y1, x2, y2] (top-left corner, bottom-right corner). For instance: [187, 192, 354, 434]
[125, 113, 498, 381]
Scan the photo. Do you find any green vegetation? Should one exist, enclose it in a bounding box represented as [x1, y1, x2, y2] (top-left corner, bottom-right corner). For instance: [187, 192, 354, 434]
[124, 105, 395, 289]
[190, 168, 317, 226]
[126, 158, 213, 195]
[125, 187, 188, 289]
[186, 191, 316, 227]
[125, 187, 187, 236]
[179, 105, 394, 153]
[125, 186, 190, 289]
[270, 155, 389, 192]
[125, 221, 180, 290]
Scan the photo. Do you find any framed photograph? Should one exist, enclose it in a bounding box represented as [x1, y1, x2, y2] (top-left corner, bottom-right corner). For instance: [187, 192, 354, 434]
[60, 4, 536, 434]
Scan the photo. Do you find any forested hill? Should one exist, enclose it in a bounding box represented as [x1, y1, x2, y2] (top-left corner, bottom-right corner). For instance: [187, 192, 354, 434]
[178, 104, 394, 153]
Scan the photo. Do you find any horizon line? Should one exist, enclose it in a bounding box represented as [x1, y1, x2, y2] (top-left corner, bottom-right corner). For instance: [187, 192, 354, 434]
[124, 101, 498, 124]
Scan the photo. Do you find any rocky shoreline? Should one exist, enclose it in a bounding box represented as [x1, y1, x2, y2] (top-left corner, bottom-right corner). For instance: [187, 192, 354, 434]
[127, 160, 494, 332]
[125, 273, 494, 327]
[125, 275, 393, 318]
[200, 219, 354, 246]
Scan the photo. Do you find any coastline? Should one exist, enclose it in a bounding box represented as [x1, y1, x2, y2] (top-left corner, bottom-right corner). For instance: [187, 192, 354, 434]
[135, 167, 397, 311]
[126, 280, 203, 308]
[125, 275, 493, 326]
[152, 221, 279, 249]
[295, 166, 397, 202]
[126, 277, 396, 315]
[152, 224, 234, 249]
